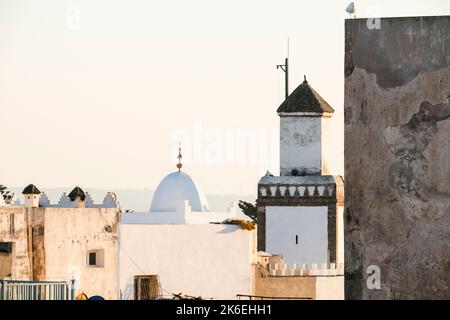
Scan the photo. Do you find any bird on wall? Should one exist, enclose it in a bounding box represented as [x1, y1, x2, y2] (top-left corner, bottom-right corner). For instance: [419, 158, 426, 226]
[346, 2, 356, 18]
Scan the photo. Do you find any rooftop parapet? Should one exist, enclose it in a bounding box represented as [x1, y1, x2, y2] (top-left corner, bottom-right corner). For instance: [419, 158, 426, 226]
[258, 175, 344, 200]
[270, 262, 344, 277]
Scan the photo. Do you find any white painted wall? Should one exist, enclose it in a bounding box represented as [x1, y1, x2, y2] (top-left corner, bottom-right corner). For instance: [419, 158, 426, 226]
[266, 206, 328, 264]
[280, 117, 322, 176]
[315, 276, 344, 300]
[121, 200, 250, 225]
[119, 224, 256, 300]
[321, 117, 331, 175]
[23, 194, 39, 208]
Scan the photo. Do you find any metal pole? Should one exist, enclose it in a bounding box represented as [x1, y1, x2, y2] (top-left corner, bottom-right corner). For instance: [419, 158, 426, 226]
[277, 57, 289, 100]
[285, 57, 289, 99]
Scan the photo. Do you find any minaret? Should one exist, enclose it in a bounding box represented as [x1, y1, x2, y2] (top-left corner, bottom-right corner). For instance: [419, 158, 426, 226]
[22, 184, 41, 208]
[277, 76, 334, 176]
[256, 75, 344, 266]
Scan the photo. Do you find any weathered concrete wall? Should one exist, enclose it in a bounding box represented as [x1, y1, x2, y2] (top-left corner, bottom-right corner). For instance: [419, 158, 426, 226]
[345, 16, 450, 299]
[0, 207, 31, 280]
[30, 208, 45, 280]
[41, 208, 120, 299]
[0, 206, 120, 299]
[255, 274, 316, 299]
[336, 206, 344, 266]
[255, 271, 344, 300]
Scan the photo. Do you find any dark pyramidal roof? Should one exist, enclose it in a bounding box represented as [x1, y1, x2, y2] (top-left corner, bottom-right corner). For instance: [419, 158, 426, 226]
[68, 186, 86, 201]
[277, 78, 335, 114]
[22, 184, 41, 195]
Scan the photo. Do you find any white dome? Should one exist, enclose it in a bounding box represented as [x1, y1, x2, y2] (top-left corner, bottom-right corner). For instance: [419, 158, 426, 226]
[150, 171, 210, 212]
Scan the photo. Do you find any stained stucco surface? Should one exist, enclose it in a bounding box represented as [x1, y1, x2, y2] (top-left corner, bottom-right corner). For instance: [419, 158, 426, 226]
[42, 208, 120, 299]
[345, 16, 450, 299]
[0, 207, 30, 280]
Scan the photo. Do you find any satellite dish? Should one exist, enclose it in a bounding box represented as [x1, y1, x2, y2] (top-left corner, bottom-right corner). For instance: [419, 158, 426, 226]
[345, 2, 356, 17]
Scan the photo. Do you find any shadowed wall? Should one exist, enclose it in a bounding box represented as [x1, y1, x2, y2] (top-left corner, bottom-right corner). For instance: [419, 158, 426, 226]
[345, 16, 450, 299]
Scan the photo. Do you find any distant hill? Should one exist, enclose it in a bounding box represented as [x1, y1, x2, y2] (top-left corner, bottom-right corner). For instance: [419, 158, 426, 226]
[9, 187, 256, 212]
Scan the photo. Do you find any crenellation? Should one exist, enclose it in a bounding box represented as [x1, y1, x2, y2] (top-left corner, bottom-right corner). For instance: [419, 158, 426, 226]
[269, 261, 344, 277]
[34, 190, 121, 209]
[38, 192, 51, 207]
[84, 192, 95, 207]
[57, 193, 74, 208]
[258, 183, 337, 199]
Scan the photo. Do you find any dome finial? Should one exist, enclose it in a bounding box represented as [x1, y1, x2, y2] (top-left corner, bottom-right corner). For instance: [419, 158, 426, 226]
[303, 75, 307, 84]
[176, 142, 183, 171]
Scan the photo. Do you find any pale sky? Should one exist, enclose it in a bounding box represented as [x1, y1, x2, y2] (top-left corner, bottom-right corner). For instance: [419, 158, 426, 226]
[1, 0, 450, 196]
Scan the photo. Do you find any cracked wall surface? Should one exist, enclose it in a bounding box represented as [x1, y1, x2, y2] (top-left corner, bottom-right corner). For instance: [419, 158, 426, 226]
[0, 207, 31, 280]
[345, 16, 450, 299]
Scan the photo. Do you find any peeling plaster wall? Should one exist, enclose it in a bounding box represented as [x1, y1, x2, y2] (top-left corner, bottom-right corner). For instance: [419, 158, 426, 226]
[0, 207, 31, 280]
[41, 208, 120, 299]
[31, 208, 45, 280]
[336, 206, 344, 266]
[345, 16, 450, 299]
[0, 206, 120, 299]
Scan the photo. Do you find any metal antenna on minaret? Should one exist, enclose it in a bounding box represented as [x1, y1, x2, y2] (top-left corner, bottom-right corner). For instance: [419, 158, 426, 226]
[176, 142, 182, 171]
[277, 38, 289, 99]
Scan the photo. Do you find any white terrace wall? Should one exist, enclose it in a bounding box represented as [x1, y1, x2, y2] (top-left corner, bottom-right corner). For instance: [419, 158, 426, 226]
[121, 201, 248, 225]
[315, 276, 345, 300]
[119, 224, 257, 300]
[269, 262, 344, 276]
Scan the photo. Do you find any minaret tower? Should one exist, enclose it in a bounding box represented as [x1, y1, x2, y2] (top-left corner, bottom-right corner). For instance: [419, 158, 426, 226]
[278, 76, 334, 176]
[256, 74, 344, 266]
